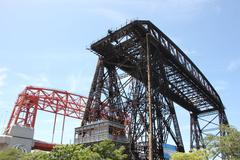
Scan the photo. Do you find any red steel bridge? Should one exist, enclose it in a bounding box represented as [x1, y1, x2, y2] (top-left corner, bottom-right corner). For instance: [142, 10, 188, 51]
[4, 86, 88, 151]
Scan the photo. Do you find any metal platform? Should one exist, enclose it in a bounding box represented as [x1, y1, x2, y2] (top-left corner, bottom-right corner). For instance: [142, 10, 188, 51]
[74, 120, 128, 144]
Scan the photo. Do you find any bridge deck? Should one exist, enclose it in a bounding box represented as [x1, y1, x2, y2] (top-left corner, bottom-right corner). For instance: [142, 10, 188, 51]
[91, 20, 224, 114]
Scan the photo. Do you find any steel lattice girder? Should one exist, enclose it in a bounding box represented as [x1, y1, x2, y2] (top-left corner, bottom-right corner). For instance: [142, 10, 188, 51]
[87, 20, 229, 159]
[5, 86, 87, 134]
[82, 59, 184, 159]
[91, 20, 225, 114]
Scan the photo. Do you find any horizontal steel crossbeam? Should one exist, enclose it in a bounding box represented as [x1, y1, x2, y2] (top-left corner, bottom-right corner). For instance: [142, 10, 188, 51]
[91, 20, 224, 114]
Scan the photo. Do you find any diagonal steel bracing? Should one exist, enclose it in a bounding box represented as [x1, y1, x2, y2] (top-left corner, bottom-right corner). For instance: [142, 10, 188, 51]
[83, 20, 229, 159]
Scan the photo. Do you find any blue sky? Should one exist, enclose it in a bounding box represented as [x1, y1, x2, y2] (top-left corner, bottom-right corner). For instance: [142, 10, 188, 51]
[0, 0, 239, 150]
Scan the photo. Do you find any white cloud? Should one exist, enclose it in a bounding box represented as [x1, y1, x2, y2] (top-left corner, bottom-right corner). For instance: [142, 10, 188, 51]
[88, 8, 128, 23]
[227, 59, 240, 72]
[36, 74, 50, 86]
[154, 0, 218, 20]
[69, 75, 78, 92]
[88, 0, 218, 22]
[17, 72, 51, 88]
[143, 0, 213, 11]
[16, 72, 31, 81]
[214, 80, 228, 92]
[66, 74, 92, 96]
[0, 67, 8, 95]
[183, 49, 201, 58]
[0, 110, 10, 133]
[105, 0, 218, 19]
[1, 0, 219, 24]
[0, 67, 8, 132]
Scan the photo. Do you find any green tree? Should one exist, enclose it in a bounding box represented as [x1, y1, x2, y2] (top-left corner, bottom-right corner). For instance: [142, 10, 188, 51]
[206, 125, 240, 160]
[0, 148, 23, 160]
[48, 140, 127, 160]
[91, 140, 128, 160]
[74, 148, 100, 160]
[48, 144, 91, 160]
[21, 151, 49, 160]
[0, 140, 127, 160]
[171, 149, 208, 160]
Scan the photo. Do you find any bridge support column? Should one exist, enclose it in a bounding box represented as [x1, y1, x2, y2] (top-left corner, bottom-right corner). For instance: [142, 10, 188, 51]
[0, 125, 34, 153]
[190, 113, 205, 150]
[190, 110, 229, 159]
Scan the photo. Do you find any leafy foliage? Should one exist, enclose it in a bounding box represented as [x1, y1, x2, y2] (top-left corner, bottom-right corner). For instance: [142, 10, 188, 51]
[91, 139, 128, 160]
[206, 125, 240, 160]
[171, 149, 208, 160]
[48, 140, 127, 160]
[21, 151, 49, 160]
[0, 140, 127, 160]
[0, 148, 23, 160]
[49, 144, 100, 160]
[171, 125, 240, 160]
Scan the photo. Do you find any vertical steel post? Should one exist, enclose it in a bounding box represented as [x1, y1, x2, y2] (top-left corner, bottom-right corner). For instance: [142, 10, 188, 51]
[52, 100, 59, 143]
[51, 113, 57, 143]
[61, 115, 66, 144]
[61, 94, 68, 144]
[146, 33, 153, 160]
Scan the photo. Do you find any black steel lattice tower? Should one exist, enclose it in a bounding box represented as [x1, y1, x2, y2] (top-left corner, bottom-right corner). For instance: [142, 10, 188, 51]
[82, 20, 229, 159]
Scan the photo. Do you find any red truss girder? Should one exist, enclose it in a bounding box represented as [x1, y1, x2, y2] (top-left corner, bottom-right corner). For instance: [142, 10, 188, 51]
[5, 86, 87, 134]
[33, 140, 55, 151]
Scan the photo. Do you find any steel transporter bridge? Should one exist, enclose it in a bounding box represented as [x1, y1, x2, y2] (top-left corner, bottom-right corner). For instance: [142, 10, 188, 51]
[0, 20, 229, 160]
[80, 20, 229, 159]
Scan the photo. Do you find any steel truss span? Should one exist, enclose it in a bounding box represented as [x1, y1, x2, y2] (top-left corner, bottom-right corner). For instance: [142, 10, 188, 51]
[85, 20, 229, 159]
[5, 86, 87, 135]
